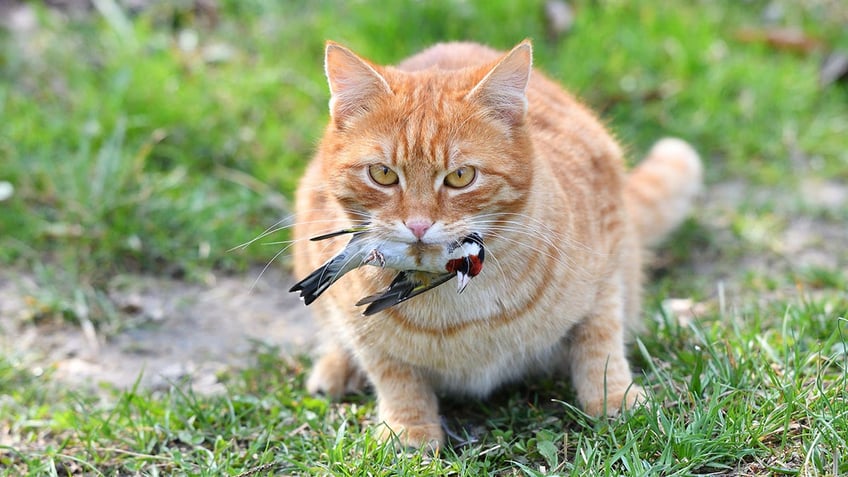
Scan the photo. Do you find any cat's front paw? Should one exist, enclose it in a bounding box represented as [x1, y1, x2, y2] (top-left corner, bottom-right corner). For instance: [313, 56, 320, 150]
[306, 350, 365, 400]
[581, 384, 645, 417]
[377, 419, 445, 452]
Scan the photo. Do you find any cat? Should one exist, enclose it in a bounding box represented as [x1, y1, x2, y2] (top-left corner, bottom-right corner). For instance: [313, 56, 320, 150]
[292, 39, 702, 450]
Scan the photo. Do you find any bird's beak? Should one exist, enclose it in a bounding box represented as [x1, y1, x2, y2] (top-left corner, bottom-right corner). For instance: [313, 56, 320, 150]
[456, 271, 471, 294]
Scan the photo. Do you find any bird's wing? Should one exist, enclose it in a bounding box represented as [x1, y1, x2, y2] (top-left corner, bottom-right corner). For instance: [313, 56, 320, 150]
[290, 241, 365, 304]
[289, 257, 342, 305]
[355, 271, 454, 316]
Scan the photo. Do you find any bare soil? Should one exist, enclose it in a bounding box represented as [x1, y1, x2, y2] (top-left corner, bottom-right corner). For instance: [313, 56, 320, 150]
[0, 268, 315, 395]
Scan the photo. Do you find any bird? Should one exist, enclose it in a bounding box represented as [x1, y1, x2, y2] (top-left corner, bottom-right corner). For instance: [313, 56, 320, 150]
[289, 228, 485, 312]
[355, 233, 485, 315]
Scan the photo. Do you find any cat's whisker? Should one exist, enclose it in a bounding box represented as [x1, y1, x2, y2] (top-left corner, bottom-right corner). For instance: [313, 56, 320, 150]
[470, 219, 607, 268]
[472, 212, 606, 256]
[482, 230, 592, 282]
[466, 218, 572, 258]
[470, 217, 562, 241]
[233, 210, 372, 253]
[478, 244, 509, 287]
[233, 220, 351, 254]
[228, 216, 296, 252]
[229, 227, 289, 253]
[488, 226, 584, 263]
[258, 240, 294, 248]
[482, 224, 579, 262]
[249, 241, 298, 294]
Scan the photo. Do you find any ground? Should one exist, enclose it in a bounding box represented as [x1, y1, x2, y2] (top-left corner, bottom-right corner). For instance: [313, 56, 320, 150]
[0, 267, 314, 395]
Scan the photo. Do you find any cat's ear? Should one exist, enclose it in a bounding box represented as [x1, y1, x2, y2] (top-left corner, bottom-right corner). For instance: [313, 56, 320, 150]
[325, 41, 393, 128]
[466, 40, 533, 127]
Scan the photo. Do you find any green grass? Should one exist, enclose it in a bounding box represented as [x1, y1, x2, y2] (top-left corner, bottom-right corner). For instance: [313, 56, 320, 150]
[4, 297, 847, 475]
[2, 0, 848, 475]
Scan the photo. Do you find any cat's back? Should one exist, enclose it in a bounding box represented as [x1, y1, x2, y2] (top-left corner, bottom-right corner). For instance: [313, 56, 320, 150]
[395, 41, 584, 109]
[396, 42, 502, 72]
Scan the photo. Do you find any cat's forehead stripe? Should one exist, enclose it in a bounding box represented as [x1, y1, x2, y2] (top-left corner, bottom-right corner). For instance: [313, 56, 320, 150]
[392, 107, 449, 167]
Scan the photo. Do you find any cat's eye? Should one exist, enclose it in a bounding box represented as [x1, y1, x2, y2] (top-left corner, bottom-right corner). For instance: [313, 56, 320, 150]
[444, 166, 477, 189]
[368, 164, 399, 186]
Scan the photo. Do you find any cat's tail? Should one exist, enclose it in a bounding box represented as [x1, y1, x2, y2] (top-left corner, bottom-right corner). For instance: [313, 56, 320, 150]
[625, 138, 703, 247]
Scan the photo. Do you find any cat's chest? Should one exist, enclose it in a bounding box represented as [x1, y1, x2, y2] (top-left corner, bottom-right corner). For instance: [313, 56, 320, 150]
[358, 270, 596, 372]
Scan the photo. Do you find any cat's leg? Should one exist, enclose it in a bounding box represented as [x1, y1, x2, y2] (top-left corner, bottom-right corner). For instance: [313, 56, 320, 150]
[306, 328, 366, 399]
[362, 353, 444, 450]
[566, 276, 644, 416]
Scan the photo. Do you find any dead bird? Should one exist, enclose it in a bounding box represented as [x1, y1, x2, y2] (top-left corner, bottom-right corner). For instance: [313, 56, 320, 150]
[289, 228, 485, 311]
[355, 234, 485, 315]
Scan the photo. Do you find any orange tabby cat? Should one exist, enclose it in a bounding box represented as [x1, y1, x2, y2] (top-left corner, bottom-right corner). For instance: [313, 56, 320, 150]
[292, 40, 702, 449]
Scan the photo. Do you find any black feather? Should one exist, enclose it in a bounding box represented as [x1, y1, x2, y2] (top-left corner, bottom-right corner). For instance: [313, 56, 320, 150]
[289, 262, 337, 305]
[356, 272, 453, 316]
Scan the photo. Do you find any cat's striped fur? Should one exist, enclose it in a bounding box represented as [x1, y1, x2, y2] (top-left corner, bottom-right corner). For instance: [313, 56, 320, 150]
[292, 40, 702, 449]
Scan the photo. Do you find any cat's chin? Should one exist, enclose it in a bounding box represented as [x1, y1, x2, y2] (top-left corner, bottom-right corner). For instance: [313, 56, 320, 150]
[402, 241, 453, 272]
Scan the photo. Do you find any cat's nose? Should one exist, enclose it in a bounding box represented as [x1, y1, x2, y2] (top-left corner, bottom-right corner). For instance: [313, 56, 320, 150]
[405, 219, 433, 240]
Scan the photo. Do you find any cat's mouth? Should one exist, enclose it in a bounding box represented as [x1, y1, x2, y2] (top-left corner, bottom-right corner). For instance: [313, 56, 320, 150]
[399, 234, 484, 272]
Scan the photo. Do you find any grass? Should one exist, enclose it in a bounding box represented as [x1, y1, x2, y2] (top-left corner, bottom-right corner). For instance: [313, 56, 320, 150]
[1, 0, 847, 475]
[4, 298, 847, 475]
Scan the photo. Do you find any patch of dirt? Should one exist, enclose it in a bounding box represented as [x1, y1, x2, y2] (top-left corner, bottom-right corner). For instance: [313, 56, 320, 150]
[704, 179, 848, 272]
[0, 268, 315, 394]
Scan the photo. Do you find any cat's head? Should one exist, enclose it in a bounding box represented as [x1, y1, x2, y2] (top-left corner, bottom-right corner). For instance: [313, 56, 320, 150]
[318, 41, 535, 268]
